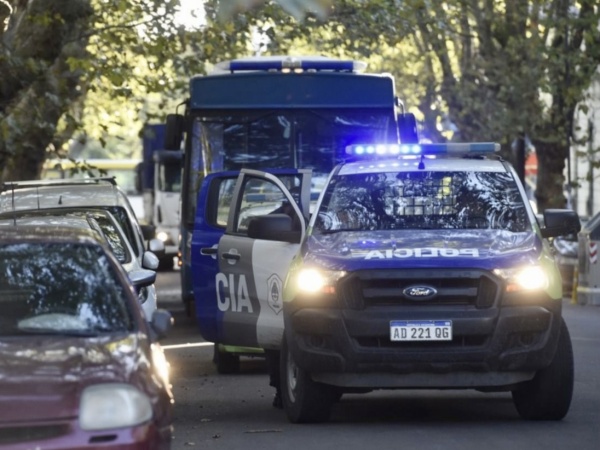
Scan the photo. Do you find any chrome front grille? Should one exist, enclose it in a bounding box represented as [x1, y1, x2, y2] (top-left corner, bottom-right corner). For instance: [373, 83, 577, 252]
[338, 269, 500, 309]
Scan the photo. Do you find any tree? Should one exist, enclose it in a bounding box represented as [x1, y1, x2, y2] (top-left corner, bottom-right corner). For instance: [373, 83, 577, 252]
[2, 0, 599, 212]
[253, 0, 600, 210]
[0, 0, 333, 182]
[0, 0, 94, 181]
[0, 0, 188, 181]
[403, 0, 600, 210]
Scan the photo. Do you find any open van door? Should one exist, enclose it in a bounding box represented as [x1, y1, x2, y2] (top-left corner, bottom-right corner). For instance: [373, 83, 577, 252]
[191, 169, 310, 368]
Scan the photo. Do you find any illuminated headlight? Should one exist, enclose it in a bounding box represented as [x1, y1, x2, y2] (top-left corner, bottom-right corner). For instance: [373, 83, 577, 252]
[297, 268, 346, 294]
[80, 384, 152, 430]
[156, 231, 169, 242]
[494, 266, 549, 292]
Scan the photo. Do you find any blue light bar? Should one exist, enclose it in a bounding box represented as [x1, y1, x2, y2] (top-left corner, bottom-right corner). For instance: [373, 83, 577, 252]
[215, 57, 367, 73]
[346, 142, 500, 157]
[421, 142, 501, 154]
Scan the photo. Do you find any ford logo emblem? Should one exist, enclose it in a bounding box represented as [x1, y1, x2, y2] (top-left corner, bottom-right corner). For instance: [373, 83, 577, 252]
[403, 285, 438, 300]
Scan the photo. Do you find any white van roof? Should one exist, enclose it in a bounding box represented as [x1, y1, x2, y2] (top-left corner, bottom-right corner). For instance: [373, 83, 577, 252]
[0, 179, 128, 213]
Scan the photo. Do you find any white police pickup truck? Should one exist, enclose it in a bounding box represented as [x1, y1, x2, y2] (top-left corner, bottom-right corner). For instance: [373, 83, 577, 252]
[210, 142, 580, 423]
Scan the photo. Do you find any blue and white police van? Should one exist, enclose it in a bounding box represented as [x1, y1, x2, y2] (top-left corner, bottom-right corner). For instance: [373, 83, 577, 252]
[199, 142, 580, 423]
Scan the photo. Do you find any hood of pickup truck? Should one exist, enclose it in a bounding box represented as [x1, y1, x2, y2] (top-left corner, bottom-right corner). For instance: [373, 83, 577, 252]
[303, 229, 541, 271]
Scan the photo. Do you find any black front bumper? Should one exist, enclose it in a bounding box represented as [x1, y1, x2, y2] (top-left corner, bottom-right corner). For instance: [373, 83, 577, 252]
[284, 269, 562, 389]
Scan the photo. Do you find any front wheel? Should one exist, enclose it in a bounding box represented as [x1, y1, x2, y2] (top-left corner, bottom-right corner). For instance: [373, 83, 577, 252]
[280, 337, 335, 423]
[511, 318, 574, 420]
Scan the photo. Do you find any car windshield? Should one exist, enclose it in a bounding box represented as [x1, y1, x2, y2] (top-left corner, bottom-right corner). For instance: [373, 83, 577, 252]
[1, 210, 131, 264]
[314, 171, 531, 233]
[0, 242, 133, 336]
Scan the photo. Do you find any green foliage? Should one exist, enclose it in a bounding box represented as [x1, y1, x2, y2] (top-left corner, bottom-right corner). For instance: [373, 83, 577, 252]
[2, 0, 600, 209]
[235, 0, 599, 208]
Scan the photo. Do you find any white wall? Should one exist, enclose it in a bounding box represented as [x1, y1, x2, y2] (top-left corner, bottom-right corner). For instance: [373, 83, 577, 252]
[568, 68, 600, 219]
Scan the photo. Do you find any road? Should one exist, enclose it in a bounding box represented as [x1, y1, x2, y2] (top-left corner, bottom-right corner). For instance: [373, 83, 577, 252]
[156, 270, 600, 450]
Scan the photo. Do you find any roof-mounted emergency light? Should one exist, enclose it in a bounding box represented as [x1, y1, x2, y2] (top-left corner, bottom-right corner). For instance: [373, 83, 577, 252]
[345, 142, 500, 157]
[215, 56, 367, 73]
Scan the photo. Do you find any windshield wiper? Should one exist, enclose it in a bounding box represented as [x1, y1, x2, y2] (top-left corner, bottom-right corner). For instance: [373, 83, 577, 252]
[319, 228, 363, 234]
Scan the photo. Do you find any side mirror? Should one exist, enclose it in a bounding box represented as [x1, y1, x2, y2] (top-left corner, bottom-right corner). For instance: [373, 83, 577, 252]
[148, 238, 165, 256]
[164, 114, 184, 151]
[541, 209, 581, 238]
[142, 250, 160, 270]
[129, 269, 157, 289]
[247, 214, 301, 243]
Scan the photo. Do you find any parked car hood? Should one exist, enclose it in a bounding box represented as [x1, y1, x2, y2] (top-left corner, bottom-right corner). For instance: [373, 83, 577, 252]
[0, 333, 151, 423]
[304, 229, 541, 271]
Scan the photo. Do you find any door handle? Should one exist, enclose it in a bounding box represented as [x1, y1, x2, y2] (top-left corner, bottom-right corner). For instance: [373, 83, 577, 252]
[200, 247, 218, 255]
[222, 252, 241, 261]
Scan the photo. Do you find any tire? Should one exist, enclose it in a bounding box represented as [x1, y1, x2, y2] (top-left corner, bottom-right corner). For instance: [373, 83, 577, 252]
[512, 318, 574, 420]
[213, 345, 240, 374]
[280, 337, 335, 423]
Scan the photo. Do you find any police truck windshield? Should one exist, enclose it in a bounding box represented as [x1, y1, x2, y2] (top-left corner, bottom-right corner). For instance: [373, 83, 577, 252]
[314, 170, 530, 233]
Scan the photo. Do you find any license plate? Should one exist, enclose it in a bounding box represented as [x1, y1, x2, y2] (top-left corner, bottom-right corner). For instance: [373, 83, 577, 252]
[390, 320, 452, 341]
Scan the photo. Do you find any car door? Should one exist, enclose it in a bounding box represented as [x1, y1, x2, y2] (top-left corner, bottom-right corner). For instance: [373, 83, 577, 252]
[217, 169, 310, 350]
[191, 171, 240, 343]
[192, 169, 311, 348]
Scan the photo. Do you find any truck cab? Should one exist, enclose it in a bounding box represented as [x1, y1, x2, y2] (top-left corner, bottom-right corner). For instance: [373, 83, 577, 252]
[151, 150, 182, 269]
[139, 124, 183, 270]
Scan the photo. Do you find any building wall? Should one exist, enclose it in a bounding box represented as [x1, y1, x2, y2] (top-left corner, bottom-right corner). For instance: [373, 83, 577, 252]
[569, 72, 600, 219]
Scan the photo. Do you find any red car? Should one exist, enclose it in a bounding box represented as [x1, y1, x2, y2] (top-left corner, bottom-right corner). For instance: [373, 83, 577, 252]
[0, 225, 174, 449]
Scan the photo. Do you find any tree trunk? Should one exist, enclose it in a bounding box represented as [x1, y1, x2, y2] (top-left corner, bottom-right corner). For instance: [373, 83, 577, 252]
[532, 139, 568, 211]
[0, 0, 93, 182]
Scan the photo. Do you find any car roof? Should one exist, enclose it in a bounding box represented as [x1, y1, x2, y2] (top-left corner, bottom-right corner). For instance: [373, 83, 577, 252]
[0, 213, 99, 230]
[0, 223, 106, 246]
[0, 178, 128, 213]
[0, 208, 135, 263]
[337, 157, 507, 175]
[1, 179, 145, 259]
[0, 206, 118, 221]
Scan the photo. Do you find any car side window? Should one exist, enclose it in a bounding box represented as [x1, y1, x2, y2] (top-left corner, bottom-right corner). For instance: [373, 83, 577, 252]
[88, 214, 130, 263]
[235, 178, 290, 235]
[234, 178, 287, 234]
[214, 178, 238, 227]
[108, 207, 138, 254]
